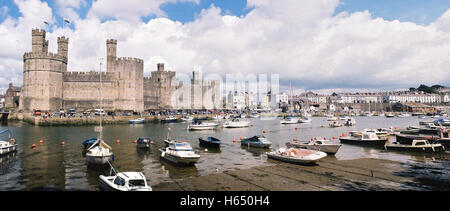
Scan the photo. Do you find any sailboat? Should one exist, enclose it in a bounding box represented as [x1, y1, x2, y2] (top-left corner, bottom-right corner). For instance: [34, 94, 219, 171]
[85, 59, 114, 166]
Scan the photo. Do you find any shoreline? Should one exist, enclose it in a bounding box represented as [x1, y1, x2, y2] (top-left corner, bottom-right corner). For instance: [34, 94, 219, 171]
[152, 157, 449, 191]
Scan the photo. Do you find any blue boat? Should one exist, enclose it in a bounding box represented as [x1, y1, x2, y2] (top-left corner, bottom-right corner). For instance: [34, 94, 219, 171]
[241, 136, 272, 148]
[137, 137, 151, 149]
[82, 138, 99, 149]
[199, 137, 221, 148]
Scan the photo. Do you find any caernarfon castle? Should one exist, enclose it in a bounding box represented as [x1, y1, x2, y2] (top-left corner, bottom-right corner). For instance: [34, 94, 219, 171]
[13, 29, 221, 112]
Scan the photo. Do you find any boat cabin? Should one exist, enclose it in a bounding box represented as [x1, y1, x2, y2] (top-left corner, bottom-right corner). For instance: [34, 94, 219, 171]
[112, 172, 151, 190]
[440, 129, 449, 140]
[169, 142, 195, 152]
[361, 132, 380, 140]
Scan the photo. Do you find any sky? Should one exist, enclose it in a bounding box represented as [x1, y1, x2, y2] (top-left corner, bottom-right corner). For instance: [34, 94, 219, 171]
[0, 0, 449, 94]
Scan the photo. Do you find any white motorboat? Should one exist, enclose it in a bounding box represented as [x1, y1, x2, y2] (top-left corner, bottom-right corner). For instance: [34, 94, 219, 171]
[293, 138, 342, 155]
[86, 140, 114, 165]
[181, 116, 194, 122]
[162, 115, 178, 123]
[223, 118, 251, 128]
[326, 115, 338, 121]
[250, 113, 260, 118]
[99, 162, 152, 191]
[187, 121, 218, 130]
[129, 118, 145, 124]
[280, 117, 299, 124]
[0, 129, 17, 155]
[160, 141, 200, 165]
[344, 118, 356, 126]
[298, 117, 312, 123]
[386, 113, 395, 118]
[266, 143, 327, 165]
[329, 121, 343, 128]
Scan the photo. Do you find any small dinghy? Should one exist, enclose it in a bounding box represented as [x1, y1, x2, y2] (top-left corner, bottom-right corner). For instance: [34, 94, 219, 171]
[329, 121, 343, 128]
[266, 143, 327, 165]
[298, 117, 312, 123]
[82, 137, 99, 149]
[99, 162, 152, 191]
[129, 118, 145, 124]
[0, 129, 17, 155]
[199, 137, 221, 148]
[136, 137, 151, 149]
[292, 138, 342, 155]
[241, 135, 272, 148]
[161, 116, 178, 123]
[385, 140, 445, 153]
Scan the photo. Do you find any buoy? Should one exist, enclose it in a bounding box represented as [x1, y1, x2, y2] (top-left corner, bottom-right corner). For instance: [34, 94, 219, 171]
[134, 140, 137, 144]
[150, 140, 154, 144]
[321, 125, 324, 128]
[205, 148, 208, 152]
[263, 130, 267, 133]
[39, 140, 44, 144]
[32, 144, 37, 149]
[116, 140, 120, 144]
[333, 136, 337, 140]
[311, 138, 314, 141]
[293, 138, 297, 142]
[61, 141, 66, 146]
[240, 137, 244, 140]
[341, 133, 346, 137]
[233, 139, 237, 143]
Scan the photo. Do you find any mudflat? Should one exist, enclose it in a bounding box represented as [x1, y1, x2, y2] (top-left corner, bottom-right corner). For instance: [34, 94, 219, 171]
[153, 156, 450, 191]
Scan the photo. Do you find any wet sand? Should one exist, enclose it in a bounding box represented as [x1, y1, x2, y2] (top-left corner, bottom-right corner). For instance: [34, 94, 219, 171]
[153, 156, 450, 191]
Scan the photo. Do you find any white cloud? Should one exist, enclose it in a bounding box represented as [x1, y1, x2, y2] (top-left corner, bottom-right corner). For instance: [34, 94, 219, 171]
[0, 0, 449, 93]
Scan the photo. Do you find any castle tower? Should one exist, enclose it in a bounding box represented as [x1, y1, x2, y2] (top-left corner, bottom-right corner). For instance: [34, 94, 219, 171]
[21, 29, 66, 112]
[157, 63, 164, 72]
[106, 39, 117, 72]
[32, 29, 47, 53]
[57, 36, 69, 59]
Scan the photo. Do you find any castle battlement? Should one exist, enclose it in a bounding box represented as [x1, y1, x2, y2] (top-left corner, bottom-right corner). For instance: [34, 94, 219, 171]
[32, 28, 46, 36]
[23, 52, 67, 62]
[107, 39, 117, 44]
[117, 57, 143, 62]
[63, 71, 115, 82]
[58, 36, 69, 43]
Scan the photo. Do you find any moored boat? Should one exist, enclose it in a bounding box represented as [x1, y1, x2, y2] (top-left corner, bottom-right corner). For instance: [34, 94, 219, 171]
[344, 118, 356, 126]
[339, 132, 388, 147]
[162, 115, 178, 123]
[298, 117, 312, 123]
[385, 140, 445, 153]
[266, 143, 327, 165]
[241, 135, 272, 148]
[129, 118, 145, 124]
[292, 138, 342, 155]
[0, 129, 17, 155]
[280, 117, 299, 124]
[187, 121, 218, 130]
[159, 141, 200, 165]
[86, 140, 114, 165]
[223, 118, 251, 128]
[198, 137, 221, 148]
[136, 137, 151, 149]
[329, 121, 343, 128]
[99, 162, 152, 191]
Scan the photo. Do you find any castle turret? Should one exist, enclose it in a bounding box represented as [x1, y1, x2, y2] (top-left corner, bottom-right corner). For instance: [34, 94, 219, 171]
[22, 29, 66, 112]
[106, 39, 117, 72]
[157, 63, 165, 72]
[57, 36, 69, 59]
[32, 29, 47, 53]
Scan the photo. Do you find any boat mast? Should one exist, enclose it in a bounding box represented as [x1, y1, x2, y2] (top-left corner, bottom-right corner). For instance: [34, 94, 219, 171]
[99, 58, 103, 141]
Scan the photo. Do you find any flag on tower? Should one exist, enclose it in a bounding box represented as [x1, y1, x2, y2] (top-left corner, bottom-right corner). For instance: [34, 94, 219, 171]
[43, 21, 49, 25]
[64, 18, 70, 24]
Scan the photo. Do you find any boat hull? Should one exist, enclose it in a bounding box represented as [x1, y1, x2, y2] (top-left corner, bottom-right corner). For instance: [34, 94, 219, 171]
[266, 152, 325, 165]
[86, 155, 114, 165]
[137, 143, 150, 149]
[339, 137, 387, 147]
[241, 142, 271, 148]
[0, 145, 17, 155]
[385, 144, 445, 153]
[188, 125, 218, 130]
[293, 144, 341, 155]
[160, 150, 200, 165]
[199, 138, 221, 148]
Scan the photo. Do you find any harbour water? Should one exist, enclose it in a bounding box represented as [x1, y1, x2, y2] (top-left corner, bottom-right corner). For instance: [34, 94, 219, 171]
[1, 116, 449, 191]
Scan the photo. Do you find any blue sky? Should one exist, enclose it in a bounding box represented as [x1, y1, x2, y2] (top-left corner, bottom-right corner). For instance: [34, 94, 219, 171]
[1, 0, 450, 25]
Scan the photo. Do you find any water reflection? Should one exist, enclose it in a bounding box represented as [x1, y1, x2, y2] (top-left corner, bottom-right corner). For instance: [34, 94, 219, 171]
[1, 116, 449, 190]
[0, 152, 17, 174]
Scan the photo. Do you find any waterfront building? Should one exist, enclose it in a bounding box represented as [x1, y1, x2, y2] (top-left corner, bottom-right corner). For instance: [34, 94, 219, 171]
[299, 91, 328, 104]
[337, 93, 381, 104]
[5, 83, 21, 108]
[383, 92, 441, 104]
